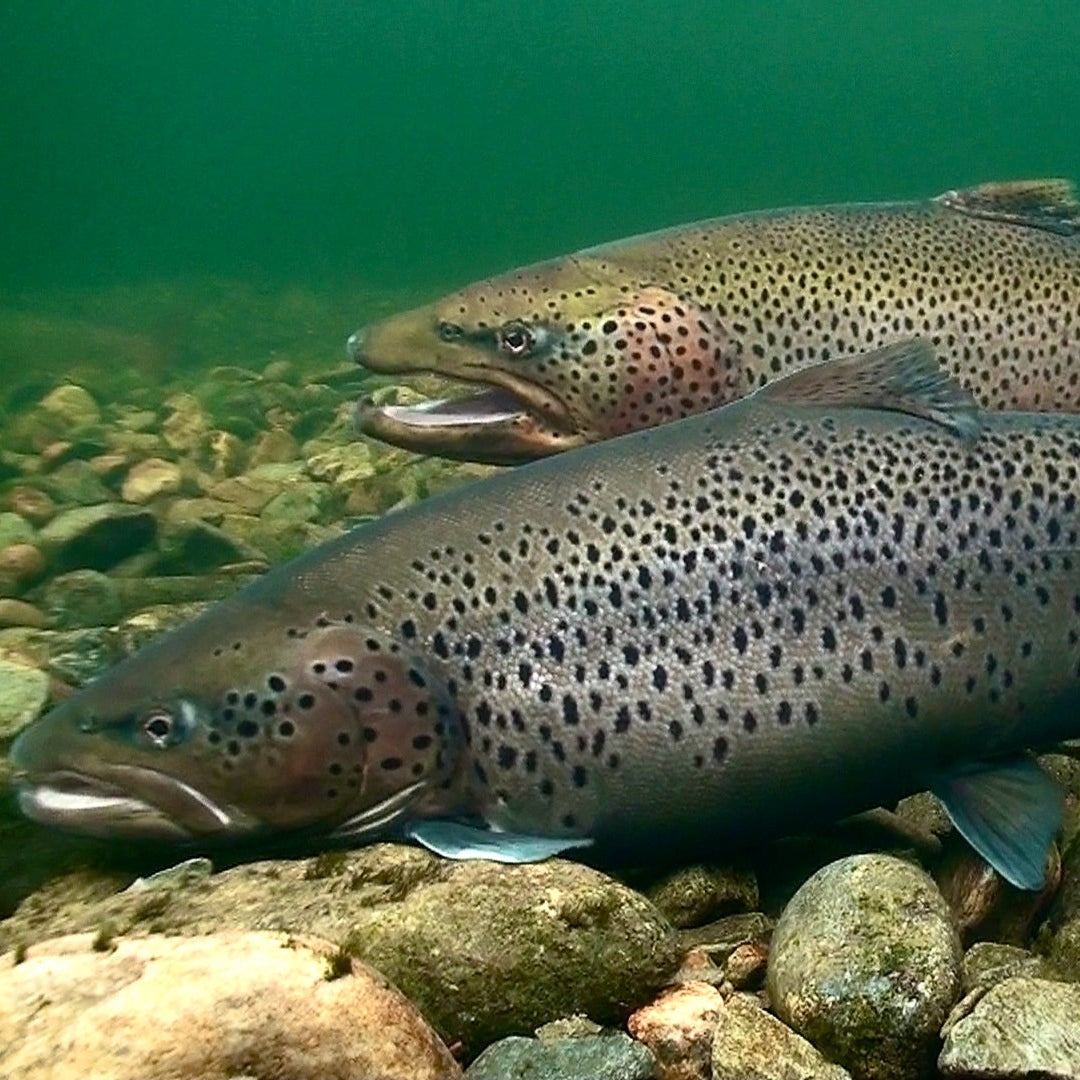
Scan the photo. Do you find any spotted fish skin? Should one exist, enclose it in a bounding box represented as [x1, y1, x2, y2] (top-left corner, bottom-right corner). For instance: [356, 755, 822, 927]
[354, 179, 1080, 463]
[10, 344, 1080, 874]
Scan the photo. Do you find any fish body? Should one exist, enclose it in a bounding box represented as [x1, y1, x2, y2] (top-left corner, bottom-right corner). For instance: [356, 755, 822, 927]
[352, 179, 1080, 463]
[11, 342, 1080, 886]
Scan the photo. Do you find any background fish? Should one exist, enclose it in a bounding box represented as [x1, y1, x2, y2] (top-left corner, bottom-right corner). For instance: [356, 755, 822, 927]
[352, 179, 1080, 463]
[11, 341, 1079, 889]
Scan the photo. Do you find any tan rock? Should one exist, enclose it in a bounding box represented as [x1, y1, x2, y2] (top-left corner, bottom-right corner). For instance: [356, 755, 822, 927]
[0, 599, 47, 629]
[4, 486, 56, 526]
[161, 392, 210, 452]
[121, 457, 183, 503]
[39, 383, 101, 428]
[202, 429, 247, 479]
[249, 425, 300, 467]
[627, 981, 723, 1080]
[712, 994, 852, 1080]
[0, 931, 461, 1080]
[0, 543, 46, 584]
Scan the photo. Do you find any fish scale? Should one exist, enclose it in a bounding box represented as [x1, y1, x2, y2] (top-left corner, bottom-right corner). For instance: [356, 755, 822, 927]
[355, 179, 1080, 463]
[10, 341, 1080, 886]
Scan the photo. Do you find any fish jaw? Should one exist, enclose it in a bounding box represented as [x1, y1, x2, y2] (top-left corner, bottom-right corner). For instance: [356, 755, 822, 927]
[10, 703, 251, 841]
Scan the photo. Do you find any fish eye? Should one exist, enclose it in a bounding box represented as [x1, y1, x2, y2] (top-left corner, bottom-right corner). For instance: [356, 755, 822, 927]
[142, 708, 177, 749]
[437, 321, 464, 342]
[497, 321, 535, 357]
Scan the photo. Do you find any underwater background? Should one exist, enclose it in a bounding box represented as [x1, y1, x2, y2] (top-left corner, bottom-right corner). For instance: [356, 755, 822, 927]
[3, 1, 1080, 322]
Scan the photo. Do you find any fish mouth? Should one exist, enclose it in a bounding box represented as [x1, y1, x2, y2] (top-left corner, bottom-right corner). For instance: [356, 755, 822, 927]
[14, 768, 249, 841]
[355, 375, 586, 465]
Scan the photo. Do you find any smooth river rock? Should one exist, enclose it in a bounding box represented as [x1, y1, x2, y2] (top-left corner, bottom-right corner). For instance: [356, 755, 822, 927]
[767, 854, 962, 1080]
[0, 930, 461, 1080]
[464, 1033, 655, 1080]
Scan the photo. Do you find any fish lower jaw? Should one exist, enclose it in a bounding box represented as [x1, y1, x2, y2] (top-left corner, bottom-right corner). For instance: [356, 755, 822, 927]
[14, 771, 245, 842]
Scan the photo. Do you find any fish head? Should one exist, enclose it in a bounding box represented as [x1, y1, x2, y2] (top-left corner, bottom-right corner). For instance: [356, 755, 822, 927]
[9, 607, 466, 844]
[353, 252, 737, 463]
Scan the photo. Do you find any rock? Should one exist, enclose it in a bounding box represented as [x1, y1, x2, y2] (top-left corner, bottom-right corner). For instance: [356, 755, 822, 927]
[344, 857, 680, 1056]
[155, 518, 266, 574]
[112, 574, 260, 610]
[0, 599, 47, 629]
[961, 942, 1060, 994]
[627, 981, 722, 1080]
[711, 994, 851, 1080]
[0, 653, 49, 736]
[0, 847, 680, 1058]
[0, 512, 36, 550]
[88, 452, 130, 483]
[208, 463, 305, 514]
[201, 429, 247, 479]
[676, 911, 774, 954]
[307, 442, 376, 487]
[248, 426, 300, 467]
[161, 392, 210, 452]
[120, 457, 183, 503]
[4, 486, 56, 526]
[646, 865, 758, 929]
[767, 854, 962, 1080]
[262, 358, 297, 382]
[1041, 829, 1080, 979]
[221, 511, 337, 563]
[938, 977, 1080, 1078]
[723, 941, 768, 989]
[114, 603, 212, 656]
[0, 931, 461, 1080]
[39, 383, 101, 429]
[261, 480, 335, 524]
[40, 570, 123, 629]
[935, 839, 1060, 945]
[464, 1033, 654, 1080]
[37, 459, 113, 505]
[39, 503, 156, 572]
[0, 543, 46, 585]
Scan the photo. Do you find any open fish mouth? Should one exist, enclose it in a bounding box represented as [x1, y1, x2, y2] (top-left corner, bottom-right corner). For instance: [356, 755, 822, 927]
[14, 769, 240, 841]
[354, 377, 585, 465]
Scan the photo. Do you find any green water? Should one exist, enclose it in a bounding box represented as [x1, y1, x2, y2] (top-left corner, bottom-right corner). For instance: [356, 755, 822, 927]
[2, 0, 1079, 309]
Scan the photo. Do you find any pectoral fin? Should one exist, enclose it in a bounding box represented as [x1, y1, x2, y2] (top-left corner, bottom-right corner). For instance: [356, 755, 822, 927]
[758, 338, 980, 440]
[932, 755, 1063, 890]
[934, 178, 1080, 235]
[404, 819, 594, 863]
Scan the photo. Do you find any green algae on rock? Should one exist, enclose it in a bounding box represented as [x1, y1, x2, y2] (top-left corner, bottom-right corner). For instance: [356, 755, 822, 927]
[644, 864, 759, 930]
[0, 846, 679, 1059]
[767, 854, 962, 1080]
[463, 1032, 655, 1080]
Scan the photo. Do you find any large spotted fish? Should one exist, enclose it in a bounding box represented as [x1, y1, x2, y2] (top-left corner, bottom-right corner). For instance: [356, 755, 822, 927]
[11, 340, 1080, 889]
[352, 178, 1080, 464]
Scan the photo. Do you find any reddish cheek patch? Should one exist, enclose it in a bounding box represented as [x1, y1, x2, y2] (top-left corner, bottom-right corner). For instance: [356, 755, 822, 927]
[562, 287, 737, 438]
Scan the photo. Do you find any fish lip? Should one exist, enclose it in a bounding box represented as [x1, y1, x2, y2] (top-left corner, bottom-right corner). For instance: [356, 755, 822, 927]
[14, 767, 243, 841]
[354, 373, 583, 464]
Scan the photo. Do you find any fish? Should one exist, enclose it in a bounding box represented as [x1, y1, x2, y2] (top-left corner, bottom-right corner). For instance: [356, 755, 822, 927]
[351, 178, 1080, 464]
[11, 339, 1080, 890]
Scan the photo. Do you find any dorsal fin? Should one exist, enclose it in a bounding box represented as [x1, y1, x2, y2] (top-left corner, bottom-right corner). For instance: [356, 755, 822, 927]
[933, 178, 1080, 235]
[759, 339, 981, 439]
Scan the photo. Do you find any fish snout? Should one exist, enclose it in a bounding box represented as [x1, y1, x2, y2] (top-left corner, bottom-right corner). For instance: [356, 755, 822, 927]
[346, 325, 367, 364]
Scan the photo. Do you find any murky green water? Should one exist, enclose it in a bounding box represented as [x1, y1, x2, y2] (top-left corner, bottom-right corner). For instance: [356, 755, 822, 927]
[2, 1, 1079, 310]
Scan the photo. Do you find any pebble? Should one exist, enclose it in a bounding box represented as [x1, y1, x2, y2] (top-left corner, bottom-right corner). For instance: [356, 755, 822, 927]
[0, 512, 36, 550]
[961, 942, 1060, 994]
[0, 931, 462, 1080]
[260, 480, 335, 524]
[464, 1033, 654, 1080]
[247, 426, 300, 467]
[39, 383, 101, 428]
[41, 570, 123, 630]
[767, 854, 962, 1080]
[0, 653, 49, 737]
[711, 994, 851, 1080]
[627, 981, 722, 1080]
[121, 457, 184, 503]
[161, 392, 210, 452]
[0, 599, 47, 629]
[646, 865, 758, 929]
[938, 977, 1080, 1078]
[38, 460, 113, 505]
[39, 503, 157, 572]
[155, 518, 265, 574]
[0, 543, 46, 584]
[4, 486, 56, 526]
